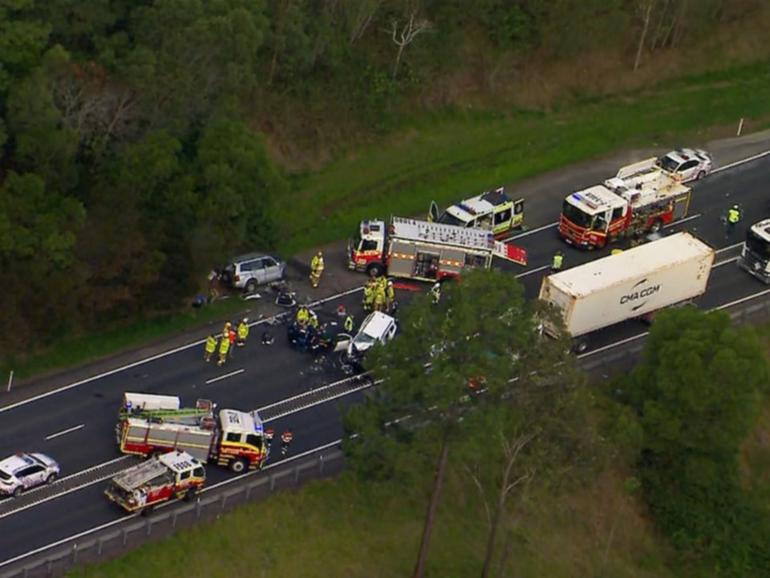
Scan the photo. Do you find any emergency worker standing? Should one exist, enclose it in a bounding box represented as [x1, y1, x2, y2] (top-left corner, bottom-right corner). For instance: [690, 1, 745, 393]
[363, 280, 375, 311]
[726, 204, 742, 237]
[309, 251, 325, 288]
[236, 318, 249, 347]
[217, 335, 230, 366]
[344, 314, 354, 333]
[204, 334, 218, 362]
[281, 429, 294, 456]
[551, 251, 563, 272]
[386, 280, 396, 311]
[431, 282, 441, 304]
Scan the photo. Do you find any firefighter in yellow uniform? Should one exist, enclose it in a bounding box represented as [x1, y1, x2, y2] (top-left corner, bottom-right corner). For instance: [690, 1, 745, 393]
[217, 335, 230, 366]
[309, 251, 324, 288]
[344, 314, 354, 333]
[296, 305, 310, 326]
[363, 280, 375, 311]
[236, 318, 249, 347]
[373, 282, 387, 312]
[204, 334, 218, 362]
[386, 280, 395, 312]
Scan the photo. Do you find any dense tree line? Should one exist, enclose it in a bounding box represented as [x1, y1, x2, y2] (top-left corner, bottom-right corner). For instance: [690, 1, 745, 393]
[0, 0, 764, 356]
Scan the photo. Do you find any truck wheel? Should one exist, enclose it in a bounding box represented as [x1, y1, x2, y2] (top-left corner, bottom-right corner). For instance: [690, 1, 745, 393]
[366, 263, 385, 278]
[139, 504, 155, 517]
[649, 220, 663, 234]
[573, 340, 589, 354]
[229, 459, 248, 474]
[183, 488, 198, 502]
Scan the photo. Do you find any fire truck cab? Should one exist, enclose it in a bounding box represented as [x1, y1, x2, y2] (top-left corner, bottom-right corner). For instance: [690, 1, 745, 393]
[559, 167, 690, 249]
[738, 219, 770, 284]
[430, 188, 524, 236]
[105, 450, 206, 514]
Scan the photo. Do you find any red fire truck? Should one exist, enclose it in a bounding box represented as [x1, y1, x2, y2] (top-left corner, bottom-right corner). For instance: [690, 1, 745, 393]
[116, 393, 269, 473]
[559, 160, 691, 249]
[105, 450, 206, 514]
[347, 216, 527, 281]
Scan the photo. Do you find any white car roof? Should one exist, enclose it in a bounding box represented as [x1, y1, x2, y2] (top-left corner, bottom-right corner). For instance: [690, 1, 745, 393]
[360, 311, 395, 339]
[750, 219, 770, 243]
[0, 453, 38, 474]
[661, 148, 710, 165]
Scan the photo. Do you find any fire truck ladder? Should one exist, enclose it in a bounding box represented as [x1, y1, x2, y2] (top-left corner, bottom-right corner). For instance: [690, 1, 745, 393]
[120, 399, 214, 423]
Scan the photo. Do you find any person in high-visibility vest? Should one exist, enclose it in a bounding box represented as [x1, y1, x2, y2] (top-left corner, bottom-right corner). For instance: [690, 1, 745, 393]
[551, 251, 563, 272]
[236, 318, 249, 347]
[431, 282, 441, 305]
[343, 314, 354, 333]
[386, 280, 396, 311]
[217, 335, 230, 366]
[726, 204, 742, 237]
[309, 251, 325, 288]
[228, 326, 237, 358]
[204, 334, 218, 362]
[363, 281, 375, 311]
[296, 306, 310, 326]
[373, 285, 387, 312]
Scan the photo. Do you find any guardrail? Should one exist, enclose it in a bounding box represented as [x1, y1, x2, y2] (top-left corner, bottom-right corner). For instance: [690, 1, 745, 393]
[5, 284, 770, 578]
[0, 444, 345, 578]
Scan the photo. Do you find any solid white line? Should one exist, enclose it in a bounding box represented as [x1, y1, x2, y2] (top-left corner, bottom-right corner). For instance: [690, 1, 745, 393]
[0, 439, 344, 568]
[515, 264, 551, 279]
[262, 379, 381, 423]
[0, 287, 364, 414]
[256, 374, 369, 413]
[716, 242, 744, 254]
[712, 149, 770, 174]
[506, 222, 558, 241]
[0, 516, 131, 568]
[44, 424, 85, 440]
[716, 287, 770, 310]
[204, 369, 245, 384]
[667, 213, 701, 226]
[0, 457, 133, 521]
[577, 332, 649, 359]
[712, 256, 739, 268]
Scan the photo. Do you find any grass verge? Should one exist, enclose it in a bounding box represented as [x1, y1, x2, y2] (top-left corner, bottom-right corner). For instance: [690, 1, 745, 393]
[6, 60, 770, 385]
[67, 468, 676, 578]
[276, 60, 770, 255]
[0, 298, 250, 382]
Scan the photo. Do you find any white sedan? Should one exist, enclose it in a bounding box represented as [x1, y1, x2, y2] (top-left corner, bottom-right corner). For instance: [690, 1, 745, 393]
[0, 453, 60, 497]
[656, 148, 713, 182]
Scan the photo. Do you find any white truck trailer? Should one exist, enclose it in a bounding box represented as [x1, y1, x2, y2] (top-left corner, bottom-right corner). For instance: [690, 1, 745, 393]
[539, 232, 714, 350]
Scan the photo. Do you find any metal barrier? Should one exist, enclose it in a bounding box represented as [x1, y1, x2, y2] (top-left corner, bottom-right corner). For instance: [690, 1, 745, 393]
[0, 447, 345, 578]
[4, 287, 770, 578]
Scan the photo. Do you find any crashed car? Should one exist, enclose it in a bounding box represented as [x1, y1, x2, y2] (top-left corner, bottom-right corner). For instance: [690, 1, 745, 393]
[287, 320, 351, 354]
[339, 311, 398, 373]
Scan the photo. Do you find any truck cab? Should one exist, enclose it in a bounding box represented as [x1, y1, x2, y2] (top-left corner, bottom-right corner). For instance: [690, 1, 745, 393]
[215, 409, 269, 472]
[559, 186, 628, 248]
[738, 219, 770, 283]
[432, 188, 524, 237]
[348, 220, 387, 276]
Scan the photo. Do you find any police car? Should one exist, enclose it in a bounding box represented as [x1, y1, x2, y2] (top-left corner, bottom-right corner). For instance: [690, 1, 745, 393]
[656, 148, 713, 183]
[0, 452, 60, 497]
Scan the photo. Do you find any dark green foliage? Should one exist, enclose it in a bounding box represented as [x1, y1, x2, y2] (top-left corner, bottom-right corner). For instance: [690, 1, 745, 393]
[0, 0, 765, 357]
[623, 308, 770, 576]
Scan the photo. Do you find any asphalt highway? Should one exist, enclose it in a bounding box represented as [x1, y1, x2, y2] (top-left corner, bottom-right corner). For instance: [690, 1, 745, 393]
[0, 151, 768, 565]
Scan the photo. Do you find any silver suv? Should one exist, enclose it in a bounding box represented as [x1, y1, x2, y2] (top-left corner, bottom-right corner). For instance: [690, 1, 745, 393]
[222, 253, 286, 293]
[0, 453, 60, 497]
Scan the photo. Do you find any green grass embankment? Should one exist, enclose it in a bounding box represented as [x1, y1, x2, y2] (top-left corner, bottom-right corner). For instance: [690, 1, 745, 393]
[8, 60, 770, 385]
[276, 60, 770, 255]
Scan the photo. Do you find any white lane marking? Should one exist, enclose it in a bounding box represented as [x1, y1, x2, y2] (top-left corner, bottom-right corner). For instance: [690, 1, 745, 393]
[256, 374, 369, 412]
[715, 287, 770, 310]
[712, 149, 770, 174]
[713, 256, 739, 268]
[0, 286, 364, 414]
[515, 264, 551, 278]
[3, 149, 769, 414]
[44, 424, 85, 440]
[505, 222, 558, 241]
[716, 242, 744, 254]
[204, 369, 245, 385]
[262, 379, 382, 423]
[667, 213, 701, 226]
[0, 438, 344, 568]
[0, 456, 131, 521]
